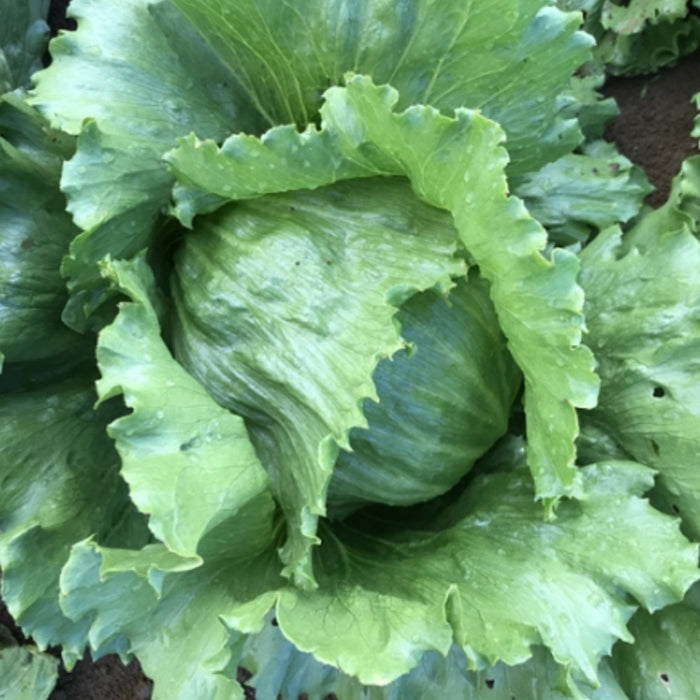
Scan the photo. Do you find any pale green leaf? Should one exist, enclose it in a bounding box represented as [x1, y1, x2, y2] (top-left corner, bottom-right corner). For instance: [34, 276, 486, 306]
[579, 222, 700, 539]
[96, 255, 274, 558]
[228, 461, 698, 687]
[58, 509, 284, 700]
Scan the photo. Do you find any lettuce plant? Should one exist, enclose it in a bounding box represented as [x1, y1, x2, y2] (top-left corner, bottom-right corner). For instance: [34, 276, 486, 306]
[2, 1, 700, 699]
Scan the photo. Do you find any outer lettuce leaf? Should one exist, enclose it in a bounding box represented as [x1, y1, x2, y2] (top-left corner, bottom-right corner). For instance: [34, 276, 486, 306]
[58, 538, 283, 700]
[598, 0, 688, 34]
[561, 75, 619, 140]
[96, 256, 274, 557]
[53, 459, 698, 693]
[0, 372, 149, 666]
[0, 93, 79, 364]
[241, 631, 628, 700]
[0, 628, 58, 700]
[223, 461, 697, 688]
[167, 0, 591, 175]
[167, 75, 599, 514]
[512, 140, 652, 245]
[609, 582, 700, 699]
[29, 0, 262, 330]
[0, 253, 280, 698]
[623, 155, 700, 243]
[579, 220, 700, 539]
[0, 0, 50, 92]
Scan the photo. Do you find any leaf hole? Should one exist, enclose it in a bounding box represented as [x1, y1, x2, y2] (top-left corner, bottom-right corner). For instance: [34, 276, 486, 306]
[652, 386, 665, 398]
[660, 672, 670, 683]
[485, 678, 495, 689]
[271, 617, 279, 626]
[672, 504, 680, 514]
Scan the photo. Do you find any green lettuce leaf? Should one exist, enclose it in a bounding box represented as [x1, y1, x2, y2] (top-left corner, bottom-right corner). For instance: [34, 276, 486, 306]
[0, 371, 149, 666]
[58, 538, 282, 700]
[241, 631, 629, 700]
[512, 140, 652, 246]
[96, 255, 275, 558]
[609, 582, 700, 699]
[0, 0, 50, 92]
[170, 174, 466, 584]
[29, 0, 262, 330]
[0, 93, 78, 364]
[0, 627, 58, 700]
[252, 462, 697, 687]
[579, 216, 700, 539]
[167, 0, 591, 174]
[53, 459, 698, 693]
[560, 75, 619, 141]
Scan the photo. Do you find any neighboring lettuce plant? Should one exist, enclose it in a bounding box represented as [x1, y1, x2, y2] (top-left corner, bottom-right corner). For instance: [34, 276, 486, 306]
[1, 2, 699, 699]
[559, 0, 700, 75]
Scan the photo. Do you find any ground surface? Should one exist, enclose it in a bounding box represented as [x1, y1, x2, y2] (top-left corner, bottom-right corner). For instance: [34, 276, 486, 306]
[1, 2, 700, 698]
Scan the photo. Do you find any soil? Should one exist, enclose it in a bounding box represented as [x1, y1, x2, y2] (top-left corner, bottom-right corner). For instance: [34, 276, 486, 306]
[603, 50, 700, 206]
[2, 1, 699, 698]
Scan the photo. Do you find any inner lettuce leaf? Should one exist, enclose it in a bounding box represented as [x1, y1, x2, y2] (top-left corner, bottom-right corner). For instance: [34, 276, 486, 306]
[326, 272, 521, 514]
[169, 175, 466, 585]
[167, 76, 599, 534]
[28, 0, 594, 328]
